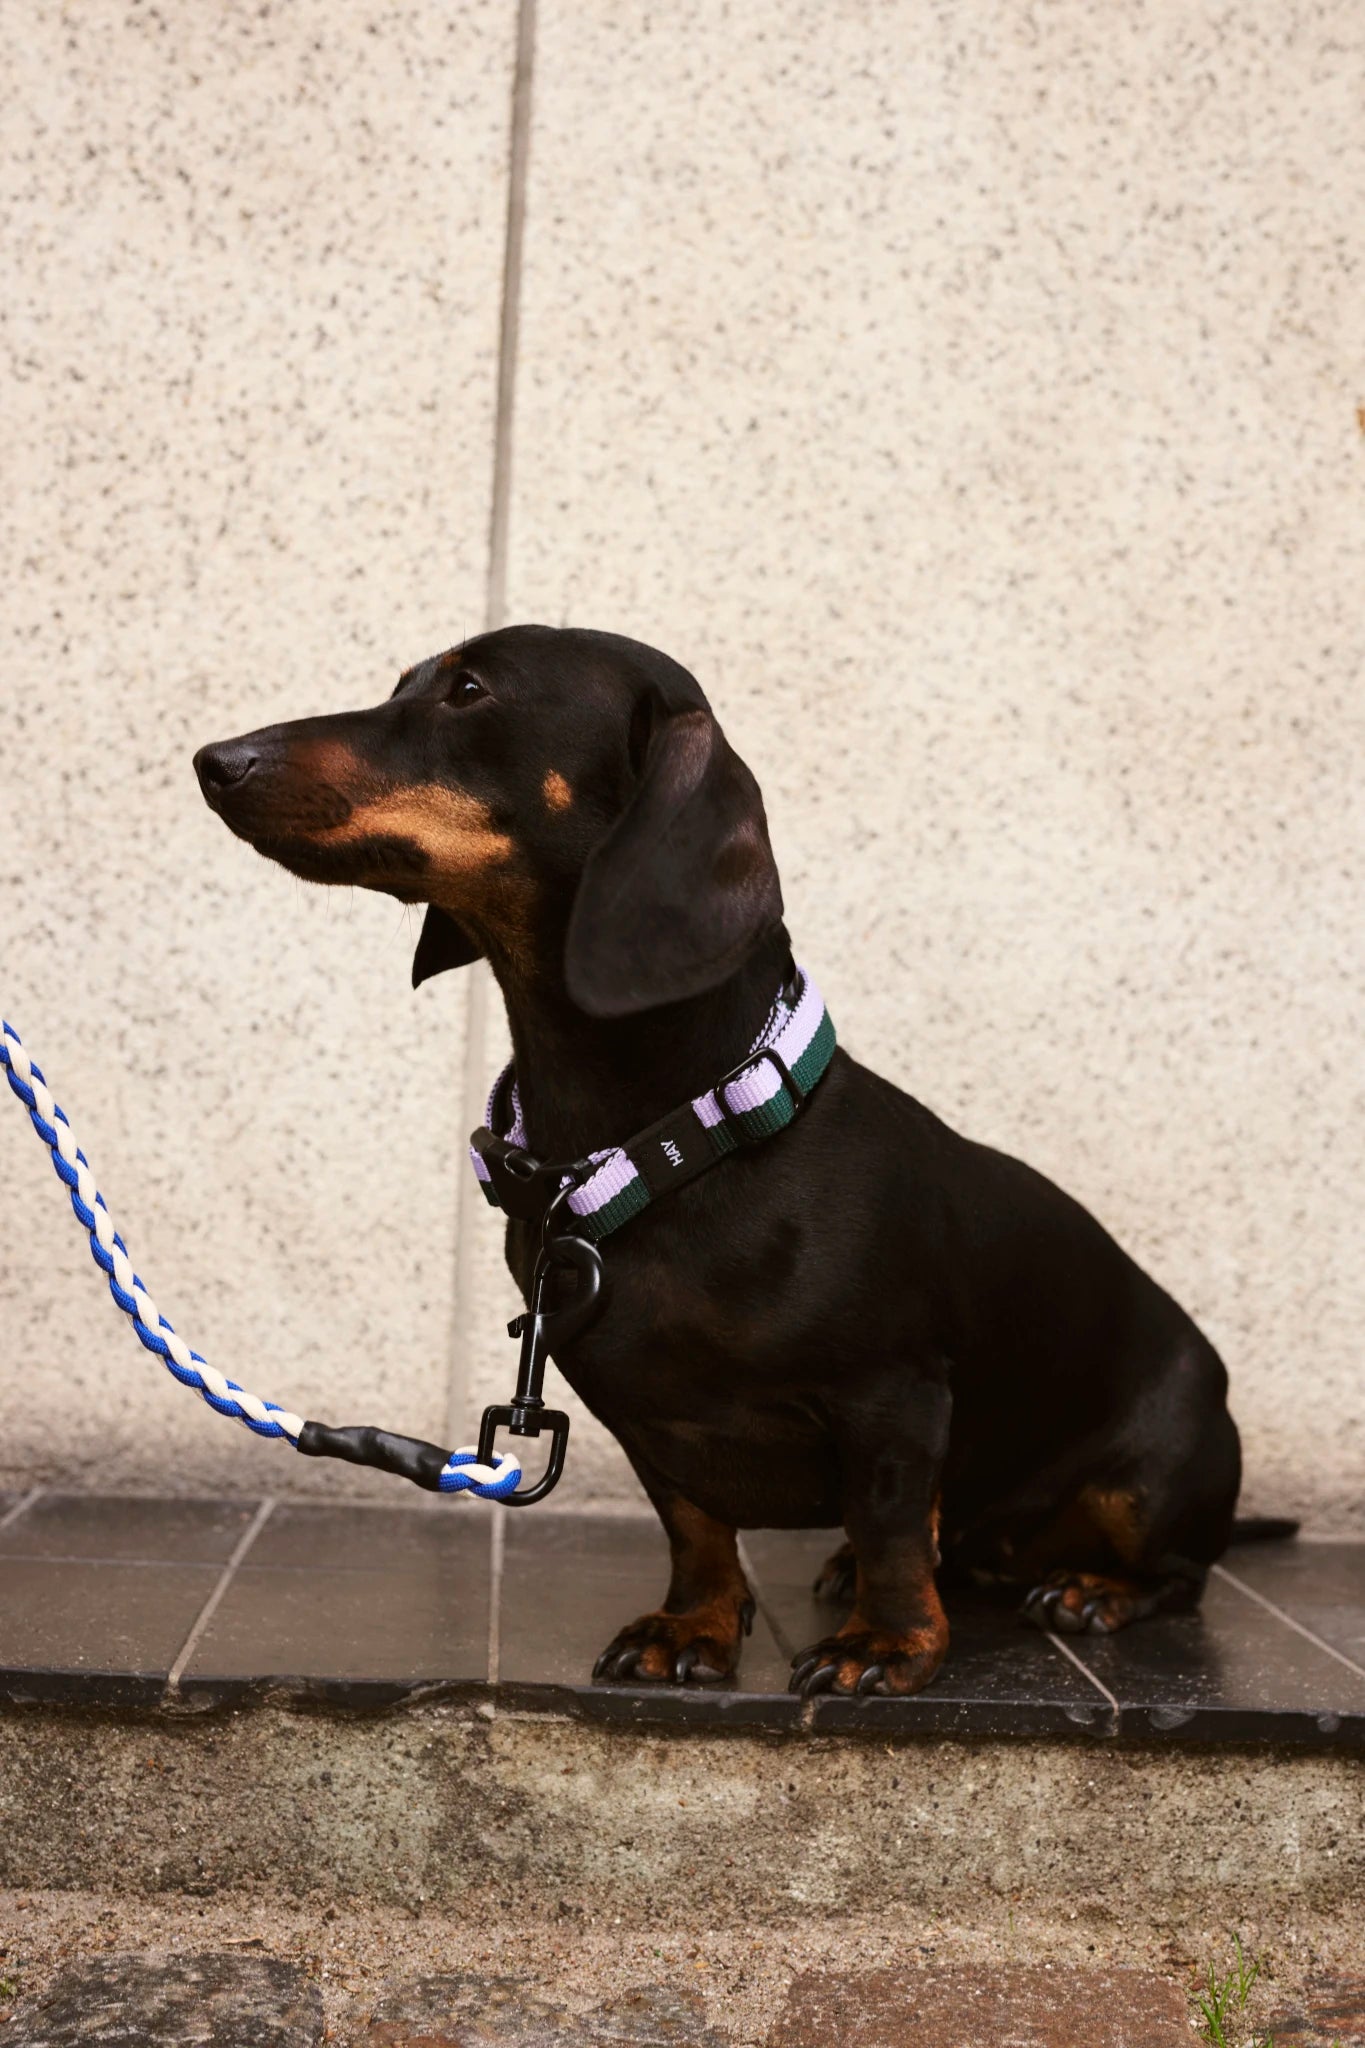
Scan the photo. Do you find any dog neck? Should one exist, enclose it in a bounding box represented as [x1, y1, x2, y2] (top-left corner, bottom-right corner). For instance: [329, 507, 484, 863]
[488, 923, 795, 1162]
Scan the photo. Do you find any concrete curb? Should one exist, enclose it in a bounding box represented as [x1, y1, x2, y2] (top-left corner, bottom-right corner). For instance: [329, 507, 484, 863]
[1, 1701, 1360, 1920]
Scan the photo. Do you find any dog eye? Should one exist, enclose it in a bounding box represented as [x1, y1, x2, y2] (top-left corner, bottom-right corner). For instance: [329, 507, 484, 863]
[446, 674, 486, 707]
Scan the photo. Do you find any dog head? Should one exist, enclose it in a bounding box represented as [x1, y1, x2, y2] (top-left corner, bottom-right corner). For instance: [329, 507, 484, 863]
[194, 625, 782, 1017]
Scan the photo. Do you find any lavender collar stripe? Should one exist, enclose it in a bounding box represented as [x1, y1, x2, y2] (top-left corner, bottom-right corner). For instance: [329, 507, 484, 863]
[470, 969, 838, 1242]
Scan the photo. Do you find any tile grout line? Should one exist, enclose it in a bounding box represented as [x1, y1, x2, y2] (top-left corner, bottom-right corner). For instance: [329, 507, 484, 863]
[0, 1487, 43, 1533]
[1212, 1561, 1365, 1682]
[487, 1509, 506, 1687]
[734, 1535, 796, 1663]
[0, 1554, 256, 1573]
[444, 0, 538, 1453]
[163, 1499, 276, 1698]
[1046, 1630, 1121, 1722]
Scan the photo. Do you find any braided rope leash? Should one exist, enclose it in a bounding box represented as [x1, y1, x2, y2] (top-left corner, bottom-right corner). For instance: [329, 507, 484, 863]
[0, 1018, 522, 1499]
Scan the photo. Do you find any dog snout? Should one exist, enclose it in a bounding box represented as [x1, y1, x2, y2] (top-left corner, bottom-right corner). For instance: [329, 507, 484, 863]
[194, 739, 260, 806]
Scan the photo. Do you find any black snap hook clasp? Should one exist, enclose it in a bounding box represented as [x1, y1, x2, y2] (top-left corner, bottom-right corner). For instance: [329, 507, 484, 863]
[477, 1234, 605, 1505]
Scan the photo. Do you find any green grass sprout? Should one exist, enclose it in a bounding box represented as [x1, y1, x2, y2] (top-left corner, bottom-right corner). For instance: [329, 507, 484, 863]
[1194, 1934, 1267, 2047]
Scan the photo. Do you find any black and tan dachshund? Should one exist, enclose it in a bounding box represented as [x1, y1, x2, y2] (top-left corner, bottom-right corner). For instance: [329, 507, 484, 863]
[195, 625, 1261, 1697]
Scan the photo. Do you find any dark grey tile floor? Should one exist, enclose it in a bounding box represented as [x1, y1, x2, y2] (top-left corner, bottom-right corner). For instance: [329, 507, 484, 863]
[0, 1490, 1362, 1742]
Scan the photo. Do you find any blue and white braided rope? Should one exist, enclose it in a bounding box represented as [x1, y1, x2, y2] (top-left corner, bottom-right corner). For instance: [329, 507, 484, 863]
[0, 1018, 522, 1499]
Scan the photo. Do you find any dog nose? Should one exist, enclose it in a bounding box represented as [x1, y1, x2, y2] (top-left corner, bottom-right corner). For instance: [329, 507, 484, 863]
[194, 740, 259, 798]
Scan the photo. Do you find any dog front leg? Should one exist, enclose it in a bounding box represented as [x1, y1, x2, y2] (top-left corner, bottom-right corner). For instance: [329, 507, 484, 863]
[790, 1376, 952, 1699]
[593, 1483, 754, 1687]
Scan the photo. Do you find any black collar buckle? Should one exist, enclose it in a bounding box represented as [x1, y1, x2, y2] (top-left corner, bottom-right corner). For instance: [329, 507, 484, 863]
[714, 1043, 808, 1147]
[471, 1129, 564, 1223]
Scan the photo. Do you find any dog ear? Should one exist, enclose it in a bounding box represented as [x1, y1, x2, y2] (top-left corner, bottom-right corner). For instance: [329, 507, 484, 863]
[565, 695, 782, 1018]
[412, 905, 481, 988]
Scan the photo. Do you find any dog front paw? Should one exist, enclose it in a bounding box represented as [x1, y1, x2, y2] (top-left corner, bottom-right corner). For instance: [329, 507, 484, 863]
[592, 1601, 754, 1686]
[788, 1625, 946, 1699]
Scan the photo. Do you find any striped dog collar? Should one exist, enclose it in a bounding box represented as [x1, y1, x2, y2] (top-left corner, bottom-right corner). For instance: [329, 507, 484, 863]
[469, 968, 837, 1243]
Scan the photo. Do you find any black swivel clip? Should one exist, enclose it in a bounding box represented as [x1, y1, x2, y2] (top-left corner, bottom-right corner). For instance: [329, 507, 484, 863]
[476, 1226, 604, 1506]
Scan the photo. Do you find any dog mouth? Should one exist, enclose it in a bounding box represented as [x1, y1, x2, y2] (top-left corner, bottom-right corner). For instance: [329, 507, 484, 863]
[200, 773, 357, 860]
[251, 829, 431, 898]
[195, 733, 515, 917]
[194, 746, 432, 897]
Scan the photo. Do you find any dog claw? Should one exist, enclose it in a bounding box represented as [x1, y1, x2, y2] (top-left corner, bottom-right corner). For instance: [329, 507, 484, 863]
[788, 1655, 821, 1693]
[790, 1626, 945, 1698]
[740, 1598, 755, 1638]
[1022, 1584, 1067, 1628]
[594, 1611, 743, 1687]
[1020, 1573, 1152, 1635]
[1023, 1572, 1162, 1638]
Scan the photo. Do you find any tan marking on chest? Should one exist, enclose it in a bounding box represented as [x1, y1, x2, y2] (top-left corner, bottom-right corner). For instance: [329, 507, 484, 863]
[542, 769, 573, 811]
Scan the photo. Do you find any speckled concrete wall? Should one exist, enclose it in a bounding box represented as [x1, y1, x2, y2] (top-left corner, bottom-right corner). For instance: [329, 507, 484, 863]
[477, 0, 1364, 1527]
[3, 1, 1361, 1527]
[0, 1, 513, 1496]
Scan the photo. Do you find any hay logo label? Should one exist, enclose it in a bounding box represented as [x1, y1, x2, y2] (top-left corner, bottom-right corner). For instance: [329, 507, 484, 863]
[642, 1126, 699, 1194]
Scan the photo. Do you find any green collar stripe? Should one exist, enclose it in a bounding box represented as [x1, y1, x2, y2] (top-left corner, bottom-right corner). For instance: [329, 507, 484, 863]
[472, 972, 837, 1247]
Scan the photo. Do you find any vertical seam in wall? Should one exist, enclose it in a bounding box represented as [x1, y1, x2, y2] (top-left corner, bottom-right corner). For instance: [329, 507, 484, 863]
[485, 0, 536, 640]
[445, 0, 538, 1449]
